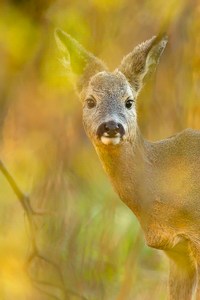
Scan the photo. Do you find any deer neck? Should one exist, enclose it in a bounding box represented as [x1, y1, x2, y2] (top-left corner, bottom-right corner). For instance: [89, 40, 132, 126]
[94, 128, 152, 221]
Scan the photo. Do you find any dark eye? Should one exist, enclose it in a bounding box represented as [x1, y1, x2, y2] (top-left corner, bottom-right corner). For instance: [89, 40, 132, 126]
[125, 99, 134, 109]
[86, 98, 96, 109]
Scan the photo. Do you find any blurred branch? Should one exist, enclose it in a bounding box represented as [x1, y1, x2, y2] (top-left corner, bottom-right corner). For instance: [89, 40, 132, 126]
[0, 160, 88, 300]
[0, 161, 33, 213]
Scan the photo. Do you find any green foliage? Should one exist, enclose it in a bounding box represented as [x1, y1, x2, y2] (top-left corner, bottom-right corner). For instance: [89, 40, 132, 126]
[0, 0, 199, 299]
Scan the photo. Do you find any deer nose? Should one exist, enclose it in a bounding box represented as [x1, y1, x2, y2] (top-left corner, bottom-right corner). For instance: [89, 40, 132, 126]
[104, 121, 120, 136]
[97, 120, 125, 138]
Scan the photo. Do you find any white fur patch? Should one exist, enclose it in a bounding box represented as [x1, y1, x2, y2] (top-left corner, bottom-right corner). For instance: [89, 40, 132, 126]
[101, 136, 121, 145]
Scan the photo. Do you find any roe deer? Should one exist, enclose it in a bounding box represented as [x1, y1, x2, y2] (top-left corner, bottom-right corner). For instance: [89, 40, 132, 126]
[55, 29, 200, 300]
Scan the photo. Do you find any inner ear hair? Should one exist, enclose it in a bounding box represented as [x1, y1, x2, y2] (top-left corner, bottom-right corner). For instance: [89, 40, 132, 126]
[55, 28, 108, 91]
[119, 34, 168, 92]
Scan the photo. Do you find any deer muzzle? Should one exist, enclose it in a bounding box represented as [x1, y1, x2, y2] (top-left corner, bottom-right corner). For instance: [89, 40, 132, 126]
[96, 120, 125, 145]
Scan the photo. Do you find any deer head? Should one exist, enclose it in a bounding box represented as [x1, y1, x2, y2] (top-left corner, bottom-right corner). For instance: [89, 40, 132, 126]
[55, 29, 167, 148]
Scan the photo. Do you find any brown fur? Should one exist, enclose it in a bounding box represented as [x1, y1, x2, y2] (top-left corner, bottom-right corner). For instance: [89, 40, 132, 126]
[55, 29, 200, 299]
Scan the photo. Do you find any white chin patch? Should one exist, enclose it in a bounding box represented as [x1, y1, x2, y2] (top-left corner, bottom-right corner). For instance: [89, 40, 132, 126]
[101, 136, 121, 145]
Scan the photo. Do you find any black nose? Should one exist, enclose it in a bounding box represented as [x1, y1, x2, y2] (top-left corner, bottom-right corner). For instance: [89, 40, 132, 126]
[105, 121, 120, 136]
[97, 121, 125, 138]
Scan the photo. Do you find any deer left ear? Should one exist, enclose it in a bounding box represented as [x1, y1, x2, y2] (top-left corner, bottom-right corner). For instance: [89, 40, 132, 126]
[119, 34, 168, 92]
[55, 28, 107, 91]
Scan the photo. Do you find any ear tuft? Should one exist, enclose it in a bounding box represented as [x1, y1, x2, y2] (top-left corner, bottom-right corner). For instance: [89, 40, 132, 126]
[147, 34, 168, 67]
[55, 28, 68, 53]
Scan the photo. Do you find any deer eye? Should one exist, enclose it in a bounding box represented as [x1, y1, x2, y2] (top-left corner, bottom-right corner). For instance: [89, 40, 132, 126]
[86, 98, 96, 109]
[125, 98, 134, 109]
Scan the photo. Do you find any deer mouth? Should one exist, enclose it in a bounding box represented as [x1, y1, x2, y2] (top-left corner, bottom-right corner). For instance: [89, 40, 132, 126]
[99, 132, 124, 145]
[96, 121, 125, 145]
[101, 135, 121, 145]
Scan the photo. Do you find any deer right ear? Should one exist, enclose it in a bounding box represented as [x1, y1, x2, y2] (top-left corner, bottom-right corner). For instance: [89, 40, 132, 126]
[119, 34, 168, 92]
[55, 29, 107, 91]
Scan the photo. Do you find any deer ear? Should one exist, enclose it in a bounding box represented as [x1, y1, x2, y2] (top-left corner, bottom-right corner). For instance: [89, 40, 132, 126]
[55, 28, 107, 91]
[119, 34, 168, 92]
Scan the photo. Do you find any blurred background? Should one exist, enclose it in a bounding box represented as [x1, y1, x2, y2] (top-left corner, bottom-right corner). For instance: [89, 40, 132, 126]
[0, 0, 200, 299]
